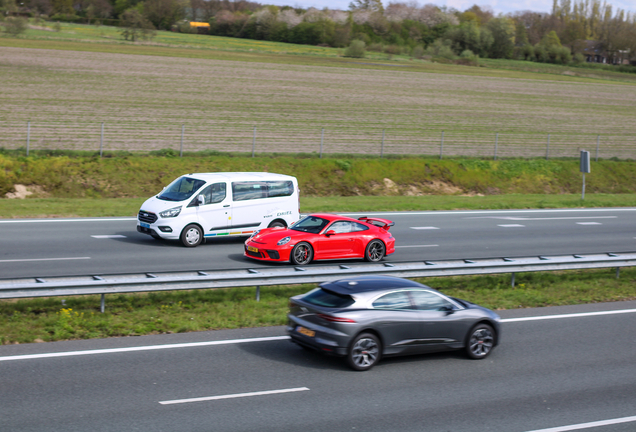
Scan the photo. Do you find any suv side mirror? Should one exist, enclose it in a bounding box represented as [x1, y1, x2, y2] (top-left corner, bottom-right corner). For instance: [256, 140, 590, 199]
[441, 305, 455, 315]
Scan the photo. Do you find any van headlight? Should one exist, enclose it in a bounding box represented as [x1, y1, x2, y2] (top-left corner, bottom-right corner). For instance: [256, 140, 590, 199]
[277, 236, 291, 246]
[159, 206, 182, 218]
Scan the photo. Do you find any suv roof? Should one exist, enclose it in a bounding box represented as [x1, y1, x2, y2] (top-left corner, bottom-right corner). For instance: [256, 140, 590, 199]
[320, 276, 429, 295]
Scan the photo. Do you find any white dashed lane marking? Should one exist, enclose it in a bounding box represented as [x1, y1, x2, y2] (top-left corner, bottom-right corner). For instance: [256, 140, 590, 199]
[409, 227, 440, 230]
[576, 222, 602, 225]
[498, 224, 525, 228]
[91, 235, 127, 238]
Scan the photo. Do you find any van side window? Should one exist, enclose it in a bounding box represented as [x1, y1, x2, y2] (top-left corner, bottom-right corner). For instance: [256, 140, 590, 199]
[232, 182, 266, 201]
[232, 181, 294, 201]
[267, 181, 294, 197]
[200, 182, 226, 205]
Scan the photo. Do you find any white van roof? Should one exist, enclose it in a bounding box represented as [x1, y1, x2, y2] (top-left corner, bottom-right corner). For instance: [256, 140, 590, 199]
[183, 172, 296, 182]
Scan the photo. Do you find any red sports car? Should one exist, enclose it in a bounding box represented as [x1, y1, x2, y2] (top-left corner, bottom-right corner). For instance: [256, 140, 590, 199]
[244, 213, 395, 265]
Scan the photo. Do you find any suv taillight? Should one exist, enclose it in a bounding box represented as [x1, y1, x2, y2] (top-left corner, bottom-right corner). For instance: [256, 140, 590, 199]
[317, 313, 356, 323]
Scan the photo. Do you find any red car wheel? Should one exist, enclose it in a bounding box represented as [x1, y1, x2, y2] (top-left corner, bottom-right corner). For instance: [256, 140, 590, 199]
[291, 242, 313, 265]
[364, 240, 386, 262]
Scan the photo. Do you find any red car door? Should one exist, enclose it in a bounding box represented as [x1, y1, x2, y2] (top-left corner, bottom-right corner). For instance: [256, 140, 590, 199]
[314, 221, 356, 259]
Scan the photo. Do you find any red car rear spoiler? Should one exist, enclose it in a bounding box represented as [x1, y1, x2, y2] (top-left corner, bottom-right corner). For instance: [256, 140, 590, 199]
[358, 217, 395, 231]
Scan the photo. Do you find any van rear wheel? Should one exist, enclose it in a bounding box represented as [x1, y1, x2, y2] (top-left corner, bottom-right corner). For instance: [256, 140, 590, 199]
[180, 224, 203, 247]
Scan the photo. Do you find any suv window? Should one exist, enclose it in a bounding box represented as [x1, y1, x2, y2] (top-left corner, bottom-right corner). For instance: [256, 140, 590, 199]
[372, 291, 413, 310]
[303, 288, 354, 308]
[409, 290, 453, 311]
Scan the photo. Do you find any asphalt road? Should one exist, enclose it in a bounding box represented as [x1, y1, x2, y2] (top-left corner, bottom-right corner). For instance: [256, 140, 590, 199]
[1, 208, 635, 279]
[1, 301, 635, 432]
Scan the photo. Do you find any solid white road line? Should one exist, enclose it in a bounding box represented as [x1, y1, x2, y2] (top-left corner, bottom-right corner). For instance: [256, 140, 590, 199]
[342, 209, 636, 217]
[0, 336, 290, 362]
[3, 309, 636, 363]
[501, 308, 636, 323]
[395, 244, 439, 248]
[524, 415, 636, 432]
[0, 218, 136, 223]
[91, 235, 127, 238]
[498, 224, 525, 227]
[473, 216, 617, 221]
[0, 257, 91, 263]
[159, 387, 310, 405]
[409, 227, 440, 230]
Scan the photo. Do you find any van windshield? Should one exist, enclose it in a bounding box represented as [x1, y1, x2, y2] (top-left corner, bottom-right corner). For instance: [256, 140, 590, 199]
[158, 177, 206, 202]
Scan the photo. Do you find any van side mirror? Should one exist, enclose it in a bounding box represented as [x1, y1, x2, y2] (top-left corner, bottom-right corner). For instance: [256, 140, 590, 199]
[196, 194, 205, 206]
[325, 230, 336, 237]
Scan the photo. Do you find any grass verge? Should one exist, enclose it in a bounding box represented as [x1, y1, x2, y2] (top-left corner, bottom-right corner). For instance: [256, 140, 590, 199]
[1, 194, 636, 219]
[2, 268, 634, 345]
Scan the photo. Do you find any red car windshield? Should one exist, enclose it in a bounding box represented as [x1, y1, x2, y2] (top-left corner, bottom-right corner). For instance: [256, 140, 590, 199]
[290, 216, 330, 234]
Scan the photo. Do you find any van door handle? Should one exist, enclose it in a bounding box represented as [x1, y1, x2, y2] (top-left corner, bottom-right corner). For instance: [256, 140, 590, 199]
[223, 205, 230, 207]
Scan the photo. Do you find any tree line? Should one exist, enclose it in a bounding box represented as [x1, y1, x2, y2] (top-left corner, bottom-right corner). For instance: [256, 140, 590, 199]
[2, 0, 635, 65]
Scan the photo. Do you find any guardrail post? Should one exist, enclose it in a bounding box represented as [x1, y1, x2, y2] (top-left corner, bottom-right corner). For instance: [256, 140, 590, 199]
[100, 294, 105, 313]
[256, 285, 260, 302]
[380, 129, 385, 158]
[180, 124, 185, 157]
[494, 132, 498, 160]
[320, 128, 324, 159]
[26, 121, 31, 156]
[616, 267, 620, 279]
[252, 126, 256, 158]
[596, 135, 600, 162]
[511, 272, 515, 287]
[100, 122, 104, 158]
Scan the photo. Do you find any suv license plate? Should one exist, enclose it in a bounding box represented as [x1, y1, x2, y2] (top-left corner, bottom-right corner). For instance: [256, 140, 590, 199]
[297, 326, 315, 337]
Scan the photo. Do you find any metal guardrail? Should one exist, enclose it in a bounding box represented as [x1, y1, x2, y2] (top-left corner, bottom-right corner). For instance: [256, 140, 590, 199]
[1, 252, 634, 312]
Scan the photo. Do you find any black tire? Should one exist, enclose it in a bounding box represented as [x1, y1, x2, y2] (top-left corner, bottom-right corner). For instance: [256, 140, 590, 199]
[180, 224, 203, 247]
[290, 242, 313, 265]
[268, 220, 286, 228]
[465, 323, 496, 359]
[364, 240, 386, 262]
[347, 333, 381, 371]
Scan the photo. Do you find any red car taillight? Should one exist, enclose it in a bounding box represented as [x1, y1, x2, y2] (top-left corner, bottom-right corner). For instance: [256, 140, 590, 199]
[317, 313, 356, 323]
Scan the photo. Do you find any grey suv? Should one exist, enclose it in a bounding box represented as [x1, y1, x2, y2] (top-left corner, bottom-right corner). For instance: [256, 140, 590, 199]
[287, 275, 501, 371]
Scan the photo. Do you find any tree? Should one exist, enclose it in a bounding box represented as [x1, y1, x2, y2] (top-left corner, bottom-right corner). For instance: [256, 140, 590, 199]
[486, 17, 515, 59]
[143, 0, 187, 30]
[349, 0, 383, 13]
[120, 8, 156, 41]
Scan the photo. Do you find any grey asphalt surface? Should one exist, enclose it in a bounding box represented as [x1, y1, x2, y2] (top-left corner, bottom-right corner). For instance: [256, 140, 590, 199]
[1, 301, 636, 432]
[1, 208, 635, 279]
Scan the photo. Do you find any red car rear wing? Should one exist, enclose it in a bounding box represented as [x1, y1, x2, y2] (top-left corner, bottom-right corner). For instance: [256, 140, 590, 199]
[358, 217, 395, 231]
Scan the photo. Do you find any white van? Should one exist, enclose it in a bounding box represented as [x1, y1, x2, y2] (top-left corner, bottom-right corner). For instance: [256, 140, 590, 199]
[137, 172, 300, 247]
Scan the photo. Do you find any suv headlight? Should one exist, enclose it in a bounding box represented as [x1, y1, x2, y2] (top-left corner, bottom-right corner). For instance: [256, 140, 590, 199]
[159, 206, 182, 218]
[277, 236, 291, 246]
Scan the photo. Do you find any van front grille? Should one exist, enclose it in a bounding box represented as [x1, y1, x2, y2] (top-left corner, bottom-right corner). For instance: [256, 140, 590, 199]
[138, 211, 157, 224]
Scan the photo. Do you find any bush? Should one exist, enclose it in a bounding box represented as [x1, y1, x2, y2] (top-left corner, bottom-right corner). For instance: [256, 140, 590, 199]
[572, 52, 585, 65]
[425, 38, 456, 60]
[344, 40, 366, 58]
[411, 45, 425, 59]
[456, 49, 479, 66]
[2, 16, 28, 36]
[367, 42, 383, 52]
[384, 44, 402, 55]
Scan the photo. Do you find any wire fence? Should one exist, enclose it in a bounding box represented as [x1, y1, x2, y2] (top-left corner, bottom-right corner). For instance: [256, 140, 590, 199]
[3, 121, 635, 160]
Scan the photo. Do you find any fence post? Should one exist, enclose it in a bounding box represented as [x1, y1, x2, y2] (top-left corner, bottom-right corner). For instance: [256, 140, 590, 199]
[100, 122, 104, 157]
[439, 131, 444, 159]
[380, 129, 385, 158]
[595, 135, 600, 162]
[545, 134, 550, 160]
[252, 126, 256, 158]
[494, 132, 498, 160]
[320, 128, 324, 159]
[180, 124, 185, 157]
[26, 121, 30, 156]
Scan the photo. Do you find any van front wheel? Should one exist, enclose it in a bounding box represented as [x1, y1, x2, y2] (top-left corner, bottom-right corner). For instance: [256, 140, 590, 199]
[180, 224, 203, 247]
